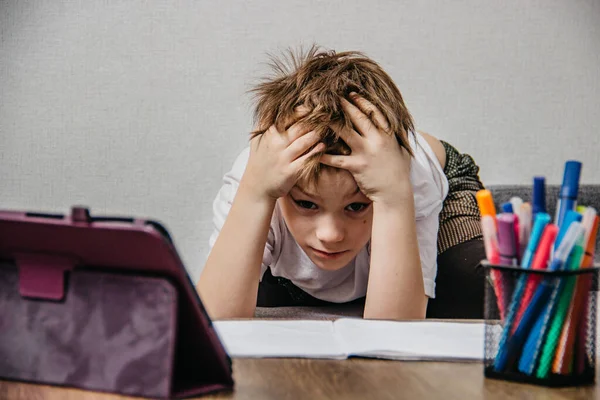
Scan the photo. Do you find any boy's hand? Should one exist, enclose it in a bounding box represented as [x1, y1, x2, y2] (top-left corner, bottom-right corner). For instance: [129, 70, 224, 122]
[242, 109, 325, 200]
[320, 93, 413, 206]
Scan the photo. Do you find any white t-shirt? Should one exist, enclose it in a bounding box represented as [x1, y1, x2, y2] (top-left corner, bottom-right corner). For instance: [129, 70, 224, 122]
[209, 132, 449, 302]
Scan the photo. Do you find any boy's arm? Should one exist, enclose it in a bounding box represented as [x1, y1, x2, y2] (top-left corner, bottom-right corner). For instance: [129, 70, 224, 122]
[364, 192, 429, 320]
[197, 180, 276, 319]
[197, 117, 324, 320]
[320, 93, 434, 320]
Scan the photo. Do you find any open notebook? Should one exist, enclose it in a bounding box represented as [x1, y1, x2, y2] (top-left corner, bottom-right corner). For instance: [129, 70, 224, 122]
[213, 319, 484, 361]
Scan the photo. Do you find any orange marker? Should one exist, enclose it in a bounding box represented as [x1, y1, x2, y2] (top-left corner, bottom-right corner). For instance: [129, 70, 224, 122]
[476, 190, 506, 319]
[476, 190, 497, 221]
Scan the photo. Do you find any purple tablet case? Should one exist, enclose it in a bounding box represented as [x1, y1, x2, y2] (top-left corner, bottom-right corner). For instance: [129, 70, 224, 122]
[0, 206, 234, 399]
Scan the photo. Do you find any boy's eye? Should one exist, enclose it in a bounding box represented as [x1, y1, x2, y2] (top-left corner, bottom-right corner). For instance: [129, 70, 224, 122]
[345, 203, 370, 212]
[294, 200, 318, 210]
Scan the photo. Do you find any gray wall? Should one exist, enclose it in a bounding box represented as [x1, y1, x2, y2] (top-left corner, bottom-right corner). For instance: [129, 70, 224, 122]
[2, 1, 599, 281]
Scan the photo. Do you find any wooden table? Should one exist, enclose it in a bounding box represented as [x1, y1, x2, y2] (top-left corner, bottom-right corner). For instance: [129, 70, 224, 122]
[1, 308, 597, 399]
[1, 357, 597, 400]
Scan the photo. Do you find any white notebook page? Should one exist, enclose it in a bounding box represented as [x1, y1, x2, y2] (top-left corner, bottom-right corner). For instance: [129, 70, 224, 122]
[213, 319, 484, 361]
[333, 318, 483, 361]
[213, 320, 346, 359]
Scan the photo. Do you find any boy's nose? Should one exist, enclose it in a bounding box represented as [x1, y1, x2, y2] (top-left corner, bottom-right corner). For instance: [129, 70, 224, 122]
[315, 217, 345, 244]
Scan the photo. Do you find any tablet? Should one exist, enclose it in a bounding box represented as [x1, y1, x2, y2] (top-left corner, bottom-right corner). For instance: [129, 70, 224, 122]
[0, 206, 233, 398]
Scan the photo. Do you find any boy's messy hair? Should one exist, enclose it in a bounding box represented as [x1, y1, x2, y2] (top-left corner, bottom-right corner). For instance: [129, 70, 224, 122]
[250, 45, 415, 188]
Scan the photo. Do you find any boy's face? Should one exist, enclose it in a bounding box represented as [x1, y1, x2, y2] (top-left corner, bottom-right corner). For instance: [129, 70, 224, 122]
[278, 168, 373, 271]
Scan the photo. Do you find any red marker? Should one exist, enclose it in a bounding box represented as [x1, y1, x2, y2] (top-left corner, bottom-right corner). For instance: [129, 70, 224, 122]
[512, 224, 558, 331]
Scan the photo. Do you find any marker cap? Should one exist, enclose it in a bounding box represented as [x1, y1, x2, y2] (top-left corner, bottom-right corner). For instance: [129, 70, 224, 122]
[476, 190, 497, 218]
[560, 161, 582, 199]
[532, 177, 546, 215]
[502, 203, 514, 214]
[554, 222, 583, 263]
[555, 210, 583, 248]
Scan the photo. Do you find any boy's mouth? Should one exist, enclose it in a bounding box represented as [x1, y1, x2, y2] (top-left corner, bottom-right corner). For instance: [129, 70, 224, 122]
[309, 247, 348, 260]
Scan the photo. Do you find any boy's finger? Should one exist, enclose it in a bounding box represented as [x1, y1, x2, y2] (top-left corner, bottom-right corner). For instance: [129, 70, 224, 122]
[329, 122, 362, 150]
[287, 121, 313, 142]
[286, 130, 321, 160]
[348, 92, 390, 133]
[292, 142, 326, 168]
[340, 97, 376, 138]
[319, 154, 354, 171]
[283, 105, 312, 134]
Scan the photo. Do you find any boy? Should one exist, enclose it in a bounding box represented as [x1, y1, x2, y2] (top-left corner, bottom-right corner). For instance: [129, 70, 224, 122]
[197, 47, 485, 320]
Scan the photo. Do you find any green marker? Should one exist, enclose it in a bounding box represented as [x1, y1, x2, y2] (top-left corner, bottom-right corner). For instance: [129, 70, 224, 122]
[535, 236, 585, 379]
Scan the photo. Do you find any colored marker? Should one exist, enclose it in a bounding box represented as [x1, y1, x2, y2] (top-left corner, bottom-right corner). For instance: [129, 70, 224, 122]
[514, 224, 559, 328]
[536, 231, 586, 379]
[532, 177, 546, 222]
[581, 208, 598, 254]
[519, 203, 532, 259]
[482, 215, 506, 319]
[513, 213, 521, 264]
[477, 190, 497, 220]
[502, 201, 521, 263]
[574, 215, 599, 374]
[553, 214, 599, 374]
[521, 213, 552, 272]
[495, 269, 554, 372]
[493, 223, 558, 372]
[497, 213, 518, 266]
[502, 202, 514, 214]
[554, 210, 583, 252]
[517, 223, 583, 375]
[510, 197, 523, 220]
[555, 161, 582, 228]
[481, 215, 501, 264]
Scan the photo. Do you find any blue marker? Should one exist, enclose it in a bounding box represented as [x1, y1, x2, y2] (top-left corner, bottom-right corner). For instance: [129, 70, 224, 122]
[532, 177, 546, 222]
[518, 285, 562, 374]
[555, 161, 582, 228]
[502, 202, 514, 214]
[495, 281, 553, 372]
[521, 213, 551, 269]
[517, 223, 583, 374]
[493, 213, 551, 372]
[554, 210, 582, 252]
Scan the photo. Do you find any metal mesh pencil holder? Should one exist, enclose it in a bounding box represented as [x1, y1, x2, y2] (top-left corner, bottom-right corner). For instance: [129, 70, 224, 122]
[483, 262, 599, 387]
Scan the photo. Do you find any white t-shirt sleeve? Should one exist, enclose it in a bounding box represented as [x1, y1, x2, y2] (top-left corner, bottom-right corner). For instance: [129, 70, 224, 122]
[208, 147, 278, 272]
[410, 133, 449, 299]
[415, 210, 441, 298]
[411, 170, 444, 299]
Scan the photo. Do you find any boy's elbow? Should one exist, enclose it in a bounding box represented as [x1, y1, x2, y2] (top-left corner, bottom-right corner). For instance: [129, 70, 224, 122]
[363, 296, 428, 320]
[195, 284, 255, 320]
[207, 304, 256, 320]
[363, 309, 426, 321]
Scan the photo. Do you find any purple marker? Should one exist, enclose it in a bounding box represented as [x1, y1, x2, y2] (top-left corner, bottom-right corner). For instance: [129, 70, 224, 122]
[497, 213, 518, 266]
